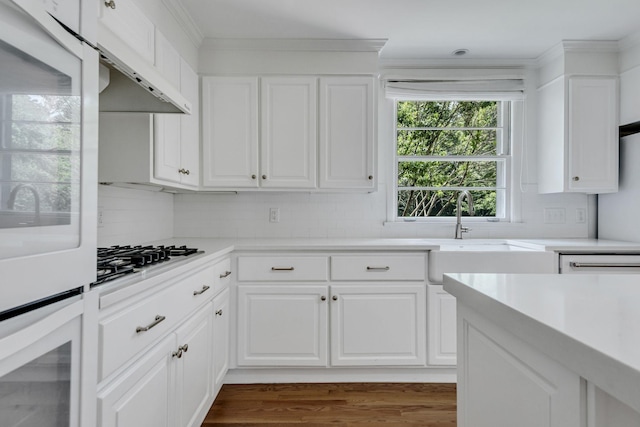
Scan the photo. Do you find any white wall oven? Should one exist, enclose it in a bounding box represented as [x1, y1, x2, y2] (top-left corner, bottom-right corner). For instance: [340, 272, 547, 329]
[0, 0, 97, 425]
[0, 0, 97, 316]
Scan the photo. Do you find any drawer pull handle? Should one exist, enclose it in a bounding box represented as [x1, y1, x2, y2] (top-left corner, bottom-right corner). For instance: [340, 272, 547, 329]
[570, 262, 640, 269]
[220, 271, 232, 278]
[271, 267, 295, 271]
[216, 309, 223, 316]
[366, 266, 390, 271]
[136, 315, 166, 333]
[193, 285, 210, 296]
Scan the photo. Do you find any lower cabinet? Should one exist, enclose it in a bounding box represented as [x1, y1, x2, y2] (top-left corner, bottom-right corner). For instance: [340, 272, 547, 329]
[457, 305, 582, 427]
[98, 303, 213, 427]
[98, 335, 176, 427]
[97, 257, 232, 427]
[212, 288, 230, 396]
[175, 304, 214, 427]
[427, 285, 457, 366]
[236, 283, 426, 367]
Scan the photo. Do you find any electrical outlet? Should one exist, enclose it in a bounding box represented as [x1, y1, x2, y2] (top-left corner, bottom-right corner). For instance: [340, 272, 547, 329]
[543, 207, 566, 224]
[98, 206, 104, 228]
[576, 208, 586, 224]
[269, 208, 280, 223]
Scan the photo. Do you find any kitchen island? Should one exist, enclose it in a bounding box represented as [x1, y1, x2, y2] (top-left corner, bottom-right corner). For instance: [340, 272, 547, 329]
[444, 273, 640, 427]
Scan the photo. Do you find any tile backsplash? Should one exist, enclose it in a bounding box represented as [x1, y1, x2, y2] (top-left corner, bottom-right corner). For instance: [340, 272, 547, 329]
[97, 185, 174, 246]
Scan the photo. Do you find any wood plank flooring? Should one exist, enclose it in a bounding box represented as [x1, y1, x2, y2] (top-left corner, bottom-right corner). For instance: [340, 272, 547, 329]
[201, 383, 456, 426]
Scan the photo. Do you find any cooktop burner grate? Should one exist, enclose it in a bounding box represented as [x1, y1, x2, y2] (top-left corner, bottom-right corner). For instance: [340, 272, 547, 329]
[92, 245, 199, 286]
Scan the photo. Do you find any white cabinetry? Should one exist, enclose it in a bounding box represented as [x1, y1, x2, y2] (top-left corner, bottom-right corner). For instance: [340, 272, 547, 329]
[237, 285, 329, 366]
[97, 256, 231, 427]
[98, 335, 176, 427]
[319, 77, 375, 189]
[175, 304, 213, 427]
[457, 305, 582, 427]
[235, 253, 426, 367]
[201, 77, 259, 187]
[427, 285, 457, 366]
[201, 75, 375, 191]
[538, 75, 618, 194]
[261, 77, 317, 188]
[98, 32, 199, 190]
[98, 0, 155, 63]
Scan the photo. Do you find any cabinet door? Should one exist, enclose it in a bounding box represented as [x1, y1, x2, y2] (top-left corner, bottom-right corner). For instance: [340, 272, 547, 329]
[98, 335, 176, 427]
[427, 285, 457, 366]
[568, 76, 618, 193]
[319, 77, 375, 189]
[153, 31, 182, 184]
[98, 0, 155, 64]
[457, 305, 582, 427]
[237, 285, 328, 366]
[261, 77, 317, 188]
[175, 304, 213, 427]
[212, 288, 230, 397]
[202, 77, 259, 188]
[330, 284, 426, 366]
[179, 60, 200, 187]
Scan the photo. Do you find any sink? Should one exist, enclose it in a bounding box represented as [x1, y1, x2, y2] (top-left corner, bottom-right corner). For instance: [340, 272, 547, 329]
[428, 240, 556, 283]
[438, 243, 535, 252]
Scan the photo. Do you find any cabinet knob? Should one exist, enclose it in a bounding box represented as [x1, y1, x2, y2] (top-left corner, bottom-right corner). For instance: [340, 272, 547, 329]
[179, 344, 189, 353]
[262, 174, 267, 180]
[104, 0, 116, 9]
[216, 309, 223, 316]
[320, 295, 326, 301]
[368, 175, 373, 180]
[332, 295, 338, 301]
[251, 174, 256, 180]
[572, 176, 580, 181]
[172, 349, 183, 359]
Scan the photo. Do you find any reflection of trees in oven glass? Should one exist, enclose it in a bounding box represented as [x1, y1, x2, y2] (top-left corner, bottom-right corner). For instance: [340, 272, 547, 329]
[1, 94, 81, 215]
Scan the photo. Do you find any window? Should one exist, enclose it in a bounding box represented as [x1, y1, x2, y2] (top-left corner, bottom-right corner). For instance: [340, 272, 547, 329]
[394, 99, 510, 220]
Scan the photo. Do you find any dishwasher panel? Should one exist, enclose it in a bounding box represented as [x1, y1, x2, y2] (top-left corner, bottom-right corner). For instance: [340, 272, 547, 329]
[559, 254, 640, 274]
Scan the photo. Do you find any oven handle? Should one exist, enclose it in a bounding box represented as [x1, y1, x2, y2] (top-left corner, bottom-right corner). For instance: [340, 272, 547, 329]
[569, 262, 640, 269]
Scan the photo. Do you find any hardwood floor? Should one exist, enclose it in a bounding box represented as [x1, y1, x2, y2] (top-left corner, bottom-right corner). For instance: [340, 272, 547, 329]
[202, 383, 456, 426]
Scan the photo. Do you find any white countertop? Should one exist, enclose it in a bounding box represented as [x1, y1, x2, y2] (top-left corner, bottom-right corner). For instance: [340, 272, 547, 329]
[147, 237, 640, 253]
[444, 272, 640, 413]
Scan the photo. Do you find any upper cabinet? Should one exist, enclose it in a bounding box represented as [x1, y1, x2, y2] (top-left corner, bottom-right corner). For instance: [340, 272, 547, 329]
[98, 0, 155, 63]
[537, 44, 619, 194]
[261, 77, 317, 189]
[99, 30, 199, 190]
[319, 77, 375, 190]
[201, 75, 376, 191]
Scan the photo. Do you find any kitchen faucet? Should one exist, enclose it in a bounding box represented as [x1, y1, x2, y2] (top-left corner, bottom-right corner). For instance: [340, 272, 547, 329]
[454, 190, 474, 239]
[7, 183, 41, 225]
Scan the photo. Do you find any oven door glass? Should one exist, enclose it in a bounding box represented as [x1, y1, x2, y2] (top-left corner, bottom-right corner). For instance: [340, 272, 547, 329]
[0, 342, 72, 426]
[0, 0, 82, 259]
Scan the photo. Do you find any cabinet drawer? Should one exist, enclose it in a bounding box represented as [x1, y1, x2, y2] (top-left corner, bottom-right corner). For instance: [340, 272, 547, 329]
[99, 265, 215, 381]
[331, 254, 425, 281]
[237, 256, 329, 281]
[212, 257, 232, 294]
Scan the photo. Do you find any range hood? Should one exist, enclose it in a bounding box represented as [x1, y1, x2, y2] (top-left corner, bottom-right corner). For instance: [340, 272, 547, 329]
[97, 24, 191, 114]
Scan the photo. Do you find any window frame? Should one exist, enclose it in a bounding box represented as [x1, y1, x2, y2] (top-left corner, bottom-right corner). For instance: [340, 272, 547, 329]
[392, 99, 512, 223]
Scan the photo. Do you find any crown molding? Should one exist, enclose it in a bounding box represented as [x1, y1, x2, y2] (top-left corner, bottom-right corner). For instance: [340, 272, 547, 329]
[200, 38, 388, 52]
[378, 57, 536, 69]
[161, 0, 204, 48]
[536, 40, 620, 67]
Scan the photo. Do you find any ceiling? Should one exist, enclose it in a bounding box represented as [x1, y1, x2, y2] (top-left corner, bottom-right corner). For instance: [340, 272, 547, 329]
[179, 0, 640, 61]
